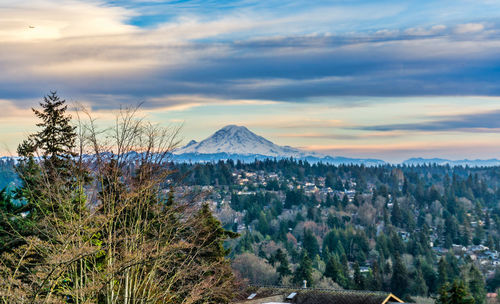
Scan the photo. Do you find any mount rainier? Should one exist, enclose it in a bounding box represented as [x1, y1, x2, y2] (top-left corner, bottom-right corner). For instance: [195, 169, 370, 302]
[173, 125, 386, 165]
[2, 125, 499, 167]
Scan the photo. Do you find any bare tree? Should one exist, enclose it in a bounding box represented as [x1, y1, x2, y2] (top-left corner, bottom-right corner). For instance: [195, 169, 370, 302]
[0, 102, 237, 304]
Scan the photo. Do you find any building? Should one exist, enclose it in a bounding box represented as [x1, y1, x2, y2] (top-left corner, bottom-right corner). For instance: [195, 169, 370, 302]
[233, 286, 405, 304]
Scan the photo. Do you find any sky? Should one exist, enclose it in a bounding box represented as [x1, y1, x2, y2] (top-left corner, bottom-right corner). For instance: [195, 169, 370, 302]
[1, 0, 500, 162]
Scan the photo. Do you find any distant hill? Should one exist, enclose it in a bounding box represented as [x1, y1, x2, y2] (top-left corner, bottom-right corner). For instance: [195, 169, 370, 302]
[173, 125, 386, 166]
[403, 157, 500, 167]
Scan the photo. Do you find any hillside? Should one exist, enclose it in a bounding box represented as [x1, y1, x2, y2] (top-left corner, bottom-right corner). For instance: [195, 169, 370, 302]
[168, 159, 500, 302]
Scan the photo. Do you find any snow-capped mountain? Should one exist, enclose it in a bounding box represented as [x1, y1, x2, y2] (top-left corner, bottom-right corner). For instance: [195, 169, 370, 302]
[173, 125, 386, 165]
[174, 125, 321, 158]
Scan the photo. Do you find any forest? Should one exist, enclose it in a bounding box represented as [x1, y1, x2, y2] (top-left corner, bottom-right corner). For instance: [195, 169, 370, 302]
[4, 153, 500, 302]
[167, 158, 500, 303]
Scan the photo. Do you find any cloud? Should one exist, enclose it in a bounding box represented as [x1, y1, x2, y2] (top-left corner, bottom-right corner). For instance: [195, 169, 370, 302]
[2, 0, 500, 112]
[0, 0, 136, 42]
[146, 94, 278, 111]
[358, 110, 500, 133]
[454, 23, 485, 34]
[0, 99, 32, 118]
[278, 130, 409, 140]
[404, 25, 447, 36]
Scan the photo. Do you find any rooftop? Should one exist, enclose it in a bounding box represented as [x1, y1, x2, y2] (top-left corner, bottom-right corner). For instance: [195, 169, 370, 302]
[233, 286, 405, 304]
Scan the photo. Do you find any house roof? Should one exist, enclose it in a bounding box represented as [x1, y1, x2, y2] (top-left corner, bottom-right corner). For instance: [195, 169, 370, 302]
[293, 290, 403, 304]
[235, 286, 405, 304]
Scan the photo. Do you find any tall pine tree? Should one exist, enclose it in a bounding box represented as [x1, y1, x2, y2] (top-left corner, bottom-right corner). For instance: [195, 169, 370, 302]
[437, 280, 475, 304]
[293, 251, 313, 287]
[391, 253, 409, 298]
[275, 249, 292, 279]
[468, 265, 486, 304]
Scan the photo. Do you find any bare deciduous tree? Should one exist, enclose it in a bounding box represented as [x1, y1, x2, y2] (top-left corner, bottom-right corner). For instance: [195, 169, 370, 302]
[0, 102, 237, 304]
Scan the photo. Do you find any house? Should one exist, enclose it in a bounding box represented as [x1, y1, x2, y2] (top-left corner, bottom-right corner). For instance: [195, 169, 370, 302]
[233, 286, 405, 304]
[487, 293, 497, 304]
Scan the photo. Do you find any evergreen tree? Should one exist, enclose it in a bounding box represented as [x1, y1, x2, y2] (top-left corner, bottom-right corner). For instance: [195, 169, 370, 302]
[327, 213, 340, 229]
[17, 92, 77, 183]
[402, 178, 409, 194]
[335, 239, 346, 258]
[391, 201, 403, 227]
[421, 261, 439, 295]
[235, 230, 253, 254]
[333, 194, 340, 209]
[353, 261, 365, 290]
[275, 249, 292, 279]
[325, 172, 335, 189]
[412, 267, 429, 296]
[383, 206, 390, 225]
[257, 211, 270, 235]
[468, 265, 486, 304]
[302, 229, 320, 258]
[15, 92, 81, 218]
[340, 253, 350, 280]
[369, 260, 383, 291]
[293, 251, 313, 287]
[341, 194, 349, 208]
[179, 203, 239, 303]
[391, 253, 409, 298]
[437, 280, 475, 304]
[324, 254, 347, 287]
[439, 257, 450, 288]
[195, 204, 239, 259]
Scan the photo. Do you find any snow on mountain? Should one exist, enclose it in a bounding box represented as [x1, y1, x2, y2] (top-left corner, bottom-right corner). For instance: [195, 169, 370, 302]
[174, 125, 322, 158]
[173, 125, 386, 165]
[183, 140, 198, 148]
[0, 156, 20, 164]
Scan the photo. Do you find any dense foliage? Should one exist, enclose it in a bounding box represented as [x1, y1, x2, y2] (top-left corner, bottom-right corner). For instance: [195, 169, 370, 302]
[167, 159, 500, 302]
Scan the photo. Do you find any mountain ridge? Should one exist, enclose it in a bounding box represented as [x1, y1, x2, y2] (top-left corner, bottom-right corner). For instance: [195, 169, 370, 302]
[173, 125, 500, 166]
[403, 157, 500, 167]
[173, 125, 385, 165]
[2, 126, 499, 167]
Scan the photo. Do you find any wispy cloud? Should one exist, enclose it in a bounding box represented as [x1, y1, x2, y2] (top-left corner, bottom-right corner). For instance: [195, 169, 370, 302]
[2, 0, 500, 110]
[454, 23, 485, 34]
[277, 131, 408, 140]
[358, 110, 500, 132]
